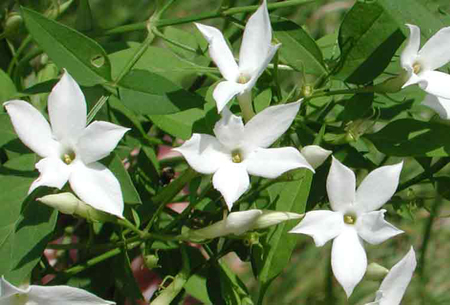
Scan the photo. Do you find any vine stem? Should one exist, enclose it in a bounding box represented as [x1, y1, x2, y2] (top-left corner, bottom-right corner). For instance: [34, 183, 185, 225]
[88, 0, 315, 37]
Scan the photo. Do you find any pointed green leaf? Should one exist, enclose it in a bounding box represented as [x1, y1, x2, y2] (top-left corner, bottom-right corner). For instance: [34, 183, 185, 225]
[335, 1, 404, 84]
[272, 16, 327, 76]
[366, 119, 450, 157]
[257, 169, 313, 295]
[118, 69, 205, 115]
[22, 7, 111, 86]
[0, 154, 57, 285]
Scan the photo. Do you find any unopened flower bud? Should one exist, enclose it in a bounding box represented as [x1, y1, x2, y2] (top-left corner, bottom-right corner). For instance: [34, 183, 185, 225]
[301, 84, 314, 97]
[366, 262, 389, 281]
[144, 254, 160, 270]
[4, 13, 23, 38]
[38, 193, 116, 223]
[251, 210, 304, 230]
[373, 70, 409, 93]
[184, 210, 303, 241]
[300, 145, 332, 169]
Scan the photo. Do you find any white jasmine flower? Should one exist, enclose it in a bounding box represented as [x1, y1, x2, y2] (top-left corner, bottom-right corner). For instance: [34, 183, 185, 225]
[0, 276, 115, 304]
[290, 157, 403, 297]
[186, 209, 303, 240]
[401, 24, 450, 98]
[195, 0, 280, 113]
[4, 71, 129, 218]
[174, 101, 314, 210]
[366, 247, 416, 305]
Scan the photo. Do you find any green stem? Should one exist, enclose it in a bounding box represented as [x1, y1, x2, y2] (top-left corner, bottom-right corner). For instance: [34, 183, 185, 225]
[144, 168, 199, 232]
[88, 0, 315, 37]
[418, 197, 442, 304]
[307, 86, 375, 100]
[151, 246, 190, 305]
[86, 94, 110, 124]
[397, 158, 450, 192]
[113, 33, 155, 85]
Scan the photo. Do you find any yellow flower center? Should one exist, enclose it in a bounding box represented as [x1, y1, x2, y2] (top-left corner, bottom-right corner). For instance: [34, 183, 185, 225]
[344, 213, 356, 225]
[14, 293, 29, 304]
[63, 151, 76, 165]
[413, 62, 421, 74]
[231, 150, 243, 163]
[238, 74, 249, 84]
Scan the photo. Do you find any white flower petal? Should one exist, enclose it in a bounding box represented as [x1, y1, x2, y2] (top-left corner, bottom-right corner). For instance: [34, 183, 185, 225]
[174, 134, 230, 174]
[48, 71, 87, 146]
[422, 94, 450, 119]
[76, 121, 129, 164]
[244, 43, 281, 89]
[327, 157, 356, 212]
[4, 100, 60, 158]
[244, 101, 300, 148]
[213, 81, 246, 112]
[29, 285, 115, 305]
[331, 227, 367, 298]
[195, 23, 239, 82]
[375, 247, 416, 305]
[1, 276, 29, 298]
[29, 157, 71, 194]
[418, 26, 450, 71]
[300, 145, 332, 169]
[289, 210, 344, 247]
[355, 162, 403, 213]
[400, 24, 420, 70]
[225, 210, 263, 235]
[357, 210, 403, 245]
[401, 71, 423, 89]
[239, 0, 273, 76]
[69, 161, 124, 218]
[212, 163, 250, 210]
[213, 107, 245, 149]
[418, 70, 450, 99]
[245, 147, 313, 179]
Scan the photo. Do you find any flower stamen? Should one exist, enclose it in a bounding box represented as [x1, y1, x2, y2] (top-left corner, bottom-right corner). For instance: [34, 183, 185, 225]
[231, 150, 243, 163]
[344, 213, 357, 225]
[238, 74, 249, 84]
[413, 62, 421, 74]
[63, 151, 76, 165]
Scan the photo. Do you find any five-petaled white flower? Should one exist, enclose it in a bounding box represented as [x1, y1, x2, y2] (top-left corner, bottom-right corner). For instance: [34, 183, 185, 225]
[290, 157, 403, 297]
[195, 0, 280, 113]
[174, 101, 314, 210]
[401, 24, 450, 98]
[0, 276, 115, 304]
[4, 71, 129, 218]
[185, 209, 303, 240]
[366, 247, 416, 305]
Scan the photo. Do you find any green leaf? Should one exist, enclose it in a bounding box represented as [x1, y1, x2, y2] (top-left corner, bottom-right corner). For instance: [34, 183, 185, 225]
[150, 108, 207, 140]
[112, 251, 143, 301]
[272, 16, 327, 76]
[366, 119, 450, 157]
[22, 7, 111, 86]
[378, 0, 446, 37]
[0, 154, 57, 285]
[0, 114, 18, 148]
[109, 44, 209, 87]
[75, 0, 93, 32]
[254, 88, 272, 113]
[0, 69, 16, 104]
[185, 274, 212, 304]
[257, 169, 313, 296]
[335, 1, 404, 84]
[337, 93, 374, 122]
[118, 69, 205, 115]
[102, 152, 141, 205]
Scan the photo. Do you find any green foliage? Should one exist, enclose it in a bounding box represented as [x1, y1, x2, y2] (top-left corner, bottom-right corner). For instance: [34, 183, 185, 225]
[1, 0, 450, 304]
